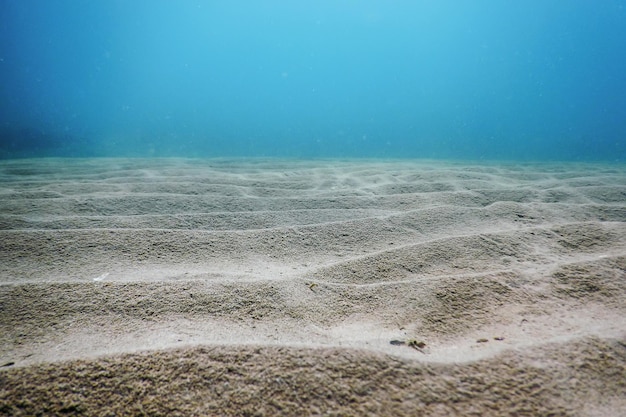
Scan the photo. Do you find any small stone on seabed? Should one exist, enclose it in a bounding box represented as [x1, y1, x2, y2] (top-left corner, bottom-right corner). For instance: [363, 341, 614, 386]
[408, 340, 426, 350]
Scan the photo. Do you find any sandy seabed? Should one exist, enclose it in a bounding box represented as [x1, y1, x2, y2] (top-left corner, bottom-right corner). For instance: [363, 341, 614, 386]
[0, 157, 625, 416]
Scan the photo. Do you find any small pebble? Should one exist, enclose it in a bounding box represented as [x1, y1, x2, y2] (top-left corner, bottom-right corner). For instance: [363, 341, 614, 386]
[408, 340, 426, 349]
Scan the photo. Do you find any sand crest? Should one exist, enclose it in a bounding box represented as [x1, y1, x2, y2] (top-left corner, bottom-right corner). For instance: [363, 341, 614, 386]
[1, 158, 625, 416]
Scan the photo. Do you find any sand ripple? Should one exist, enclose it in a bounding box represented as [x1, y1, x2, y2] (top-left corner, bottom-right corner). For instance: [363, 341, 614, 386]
[1, 158, 625, 416]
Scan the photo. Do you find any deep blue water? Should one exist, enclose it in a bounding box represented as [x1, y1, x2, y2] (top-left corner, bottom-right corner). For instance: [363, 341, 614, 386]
[1, 0, 625, 161]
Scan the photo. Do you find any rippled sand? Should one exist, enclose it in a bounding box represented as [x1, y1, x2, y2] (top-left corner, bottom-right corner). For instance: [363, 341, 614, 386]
[1, 158, 625, 416]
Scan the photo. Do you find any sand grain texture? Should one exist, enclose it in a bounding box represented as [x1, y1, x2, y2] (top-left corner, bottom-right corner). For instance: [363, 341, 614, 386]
[1, 158, 625, 416]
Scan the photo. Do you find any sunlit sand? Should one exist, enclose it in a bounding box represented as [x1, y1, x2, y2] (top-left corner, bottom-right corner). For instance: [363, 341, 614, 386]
[1, 158, 625, 416]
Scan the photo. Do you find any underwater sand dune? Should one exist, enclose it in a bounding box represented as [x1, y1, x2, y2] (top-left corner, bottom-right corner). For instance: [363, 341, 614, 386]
[1, 158, 625, 416]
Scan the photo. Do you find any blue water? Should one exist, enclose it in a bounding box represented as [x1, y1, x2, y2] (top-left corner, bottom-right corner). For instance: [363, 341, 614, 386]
[1, 0, 625, 161]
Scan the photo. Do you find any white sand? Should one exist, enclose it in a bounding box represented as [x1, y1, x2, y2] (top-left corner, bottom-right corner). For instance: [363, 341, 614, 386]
[1, 158, 625, 416]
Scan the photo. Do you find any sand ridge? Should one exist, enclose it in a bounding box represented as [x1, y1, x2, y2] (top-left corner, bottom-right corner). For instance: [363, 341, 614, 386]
[1, 158, 625, 416]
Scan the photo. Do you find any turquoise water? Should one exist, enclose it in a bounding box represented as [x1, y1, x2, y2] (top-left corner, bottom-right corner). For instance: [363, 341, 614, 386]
[1, 1, 625, 161]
